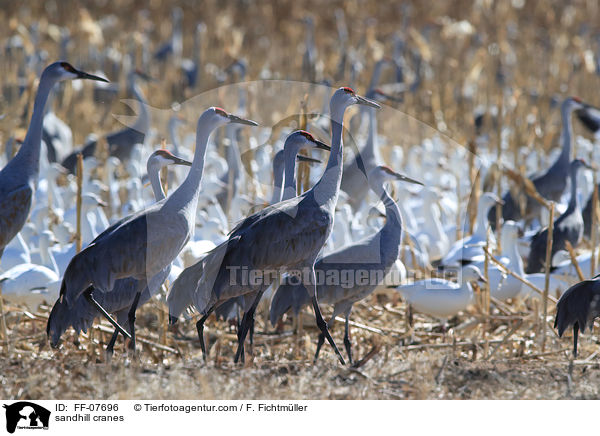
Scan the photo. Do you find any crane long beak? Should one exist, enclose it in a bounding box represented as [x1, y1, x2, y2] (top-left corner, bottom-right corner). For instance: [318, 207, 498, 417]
[75, 69, 109, 83]
[314, 139, 331, 151]
[170, 155, 193, 166]
[228, 114, 259, 126]
[393, 171, 424, 186]
[296, 155, 322, 164]
[356, 95, 381, 109]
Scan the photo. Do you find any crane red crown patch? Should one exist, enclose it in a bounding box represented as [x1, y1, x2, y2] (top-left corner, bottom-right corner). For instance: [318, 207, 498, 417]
[214, 107, 228, 116]
[299, 130, 315, 140]
[342, 87, 355, 94]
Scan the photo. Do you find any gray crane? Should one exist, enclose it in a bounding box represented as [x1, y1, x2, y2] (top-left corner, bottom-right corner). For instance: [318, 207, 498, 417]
[270, 165, 422, 364]
[51, 107, 257, 351]
[0, 62, 107, 265]
[215, 134, 329, 324]
[61, 70, 152, 173]
[168, 88, 379, 365]
[554, 274, 600, 357]
[490, 97, 586, 226]
[47, 149, 192, 352]
[526, 159, 592, 273]
[169, 130, 330, 359]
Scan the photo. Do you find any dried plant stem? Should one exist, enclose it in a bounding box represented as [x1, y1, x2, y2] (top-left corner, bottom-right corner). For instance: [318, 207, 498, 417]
[591, 174, 599, 277]
[76, 153, 84, 254]
[565, 240, 585, 282]
[541, 202, 555, 352]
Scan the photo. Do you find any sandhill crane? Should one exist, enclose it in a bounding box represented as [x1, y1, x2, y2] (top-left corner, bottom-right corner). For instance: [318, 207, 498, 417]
[269, 165, 423, 364]
[526, 159, 592, 273]
[169, 88, 379, 365]
[214, 132, 329, 325]
[47, 149, 192, 352]
[555, 275, 600, 357]
[49, 108, 257, 351]
[168, 130, 331, 359]
[491, 97, 586, 225]
[0, 62, 107, 265]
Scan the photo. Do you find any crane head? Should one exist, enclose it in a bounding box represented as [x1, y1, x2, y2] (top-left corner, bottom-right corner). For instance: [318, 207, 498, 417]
[150, 149, 192, 169]
[46, 61, 109, 83]
[332, 87, 381, 113]
[370, 165, 423, 188]
[211, 107, 258, 126]
[290, 130, 331, 151]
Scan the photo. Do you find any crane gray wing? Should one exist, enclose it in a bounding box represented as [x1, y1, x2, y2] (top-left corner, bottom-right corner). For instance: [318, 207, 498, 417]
[0, 184, 32, 250]
[234, 197, 332, 268]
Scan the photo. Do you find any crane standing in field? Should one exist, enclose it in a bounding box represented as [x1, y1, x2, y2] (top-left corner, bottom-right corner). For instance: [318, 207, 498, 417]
[526, 159, 592, 273]
[270, 165, 423, 364]
[47, 149, 192, 353]
[213, 132, 329, 327]
[0, 62, 108, 264]
[555, 275, 600, 357]
[51, 107, 257, 351]
[168, 130, 331, 359]
[169, 88, 379, 365]
[490, 97, 586, 226]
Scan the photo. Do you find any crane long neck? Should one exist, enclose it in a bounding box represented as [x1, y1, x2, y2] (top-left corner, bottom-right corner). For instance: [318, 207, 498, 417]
[567, 165, 579, 212]
[166, 119, 212, 213]
[373, 183, 402, 251]
[559, 102, 574, 163]
[16, 73, 55, 181]
[149, 165, 166, 201]
[313, 110, 345, 207]
[283, 144, 302, 201]
[271, 152, 284, 204]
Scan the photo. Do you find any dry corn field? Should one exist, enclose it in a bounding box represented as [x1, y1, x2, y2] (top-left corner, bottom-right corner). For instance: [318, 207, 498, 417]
[3, 0, 600, 400]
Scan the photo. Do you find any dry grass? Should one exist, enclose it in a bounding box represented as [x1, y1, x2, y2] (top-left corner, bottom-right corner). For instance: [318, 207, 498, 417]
[3, 292, 600, 400]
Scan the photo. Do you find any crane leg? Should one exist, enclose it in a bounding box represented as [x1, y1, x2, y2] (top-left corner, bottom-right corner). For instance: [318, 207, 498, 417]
[311, 295, 345, 365]
[84, 286, 131, 339]
[127, 291, 142, 352]
[343, 309, 353, 366]
[236, 318, 245, 364]
[234, 291, 264, 364]
[105, 329, 119, 357]
[313, 332, 325, 363]
[196, 305, 215, 362]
